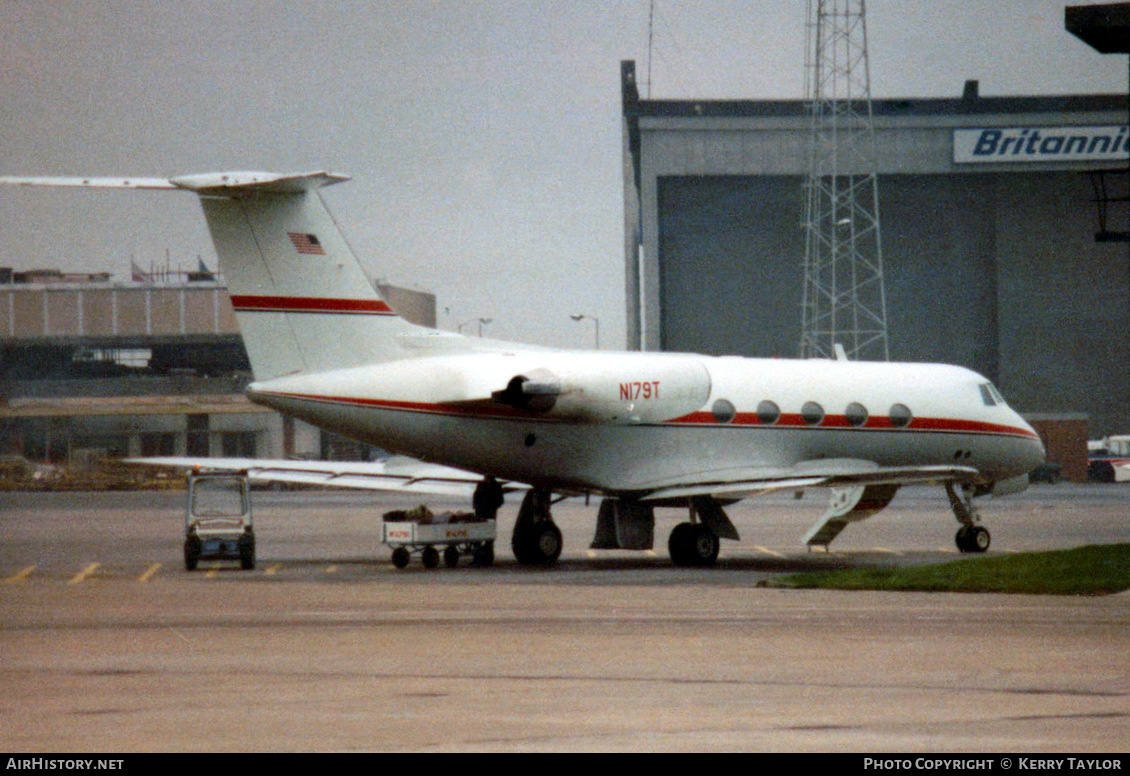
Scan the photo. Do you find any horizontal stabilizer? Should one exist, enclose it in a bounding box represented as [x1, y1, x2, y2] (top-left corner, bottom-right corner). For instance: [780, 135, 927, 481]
[168, 171, 350, 195]
[0, 176, 176, 189]
[0, 171, 348, 196]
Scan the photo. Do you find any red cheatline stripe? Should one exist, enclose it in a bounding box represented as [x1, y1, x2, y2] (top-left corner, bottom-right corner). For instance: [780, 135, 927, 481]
[229, 295, 394, 315]
[256, 391, 1039, 439]
[667, 411, 1039, 439]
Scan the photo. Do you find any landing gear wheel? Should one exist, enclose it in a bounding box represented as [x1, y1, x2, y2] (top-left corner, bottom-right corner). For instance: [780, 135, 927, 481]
[669, 523, 720, 567]
[668, 522, 695, 566]
[422, 546, 440, 569]
[534, 523, 563, 563]
[688, 524, 720, 566]
[970, 525, 990, 552]
[391, 546, 411, 569]
[955, 525, 990, 553]
[513, 523, 562, 565]
[443, 546, 460, 568]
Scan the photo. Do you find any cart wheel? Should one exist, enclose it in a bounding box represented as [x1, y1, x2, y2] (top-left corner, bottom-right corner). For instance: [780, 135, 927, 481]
[422, 546, 440, 569]
[443, 546, 460, 568]
[184, 535, 202, 571]
[239, 532, 256, 571]
[391, 547, 411, 569]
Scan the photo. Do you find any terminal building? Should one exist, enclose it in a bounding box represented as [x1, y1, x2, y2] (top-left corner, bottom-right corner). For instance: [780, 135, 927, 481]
[620, 60, 1129, 452]
[0, 272, 435, 466]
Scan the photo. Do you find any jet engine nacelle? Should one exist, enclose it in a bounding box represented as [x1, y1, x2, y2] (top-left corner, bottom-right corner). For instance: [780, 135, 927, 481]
[493, 359, 711, 423]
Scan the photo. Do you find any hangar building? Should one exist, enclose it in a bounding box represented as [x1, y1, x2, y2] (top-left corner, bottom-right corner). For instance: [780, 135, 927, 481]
[621, 60, 1129, 438]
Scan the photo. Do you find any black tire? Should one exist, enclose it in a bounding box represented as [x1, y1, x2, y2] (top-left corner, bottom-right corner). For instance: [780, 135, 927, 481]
[955, 525, 972, 552]
[391, 546, 411, 569]
[956, 524, 990, 553]
[443, 545, 460, 568]
[184, 535, 201, 571]
[535, 523, 562, 564]
[513, 523, 561, 565]
[688, 524, 720, 567]
[239, 533, 256, 570]
[970, 526, 991, 553]
[422, 546, 440, 569]
[668, 522, 696, 566]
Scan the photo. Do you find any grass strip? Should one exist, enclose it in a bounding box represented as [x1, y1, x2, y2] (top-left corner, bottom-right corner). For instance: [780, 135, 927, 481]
[777, 543, 1130, 595]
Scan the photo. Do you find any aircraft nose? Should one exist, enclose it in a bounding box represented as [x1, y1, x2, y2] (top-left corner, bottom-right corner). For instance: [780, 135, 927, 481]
[1015, 414, 1046, 471]
[1024, 436, 1046, 470]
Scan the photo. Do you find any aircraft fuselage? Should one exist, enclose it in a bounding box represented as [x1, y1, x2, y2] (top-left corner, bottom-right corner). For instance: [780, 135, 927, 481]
[248, 348, 1045, 496]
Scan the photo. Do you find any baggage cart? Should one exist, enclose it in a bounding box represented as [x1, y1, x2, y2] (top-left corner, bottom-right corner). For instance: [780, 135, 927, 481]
[382, 507, 495, 569]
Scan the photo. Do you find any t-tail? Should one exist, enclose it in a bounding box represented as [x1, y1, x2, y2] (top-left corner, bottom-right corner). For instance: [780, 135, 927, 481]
[0, 171, 431, 381]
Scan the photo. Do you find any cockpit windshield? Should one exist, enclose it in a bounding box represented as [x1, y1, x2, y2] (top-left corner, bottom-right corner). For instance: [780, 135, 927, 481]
[979, 382, 1007, 407]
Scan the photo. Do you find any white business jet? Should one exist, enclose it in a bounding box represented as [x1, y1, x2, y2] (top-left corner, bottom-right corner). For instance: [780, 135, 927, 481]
[0, 172, 1045, 565]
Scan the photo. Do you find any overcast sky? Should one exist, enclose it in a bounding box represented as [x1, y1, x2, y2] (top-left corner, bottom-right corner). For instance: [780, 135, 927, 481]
[1, 1, 1126, 349]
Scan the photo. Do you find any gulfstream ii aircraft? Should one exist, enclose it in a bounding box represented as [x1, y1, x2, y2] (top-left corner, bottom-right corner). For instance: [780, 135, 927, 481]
[0, 171, 1046, 566]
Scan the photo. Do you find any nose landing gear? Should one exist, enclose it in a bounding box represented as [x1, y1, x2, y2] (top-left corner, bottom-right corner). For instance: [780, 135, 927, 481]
[946, 482, 991, 553]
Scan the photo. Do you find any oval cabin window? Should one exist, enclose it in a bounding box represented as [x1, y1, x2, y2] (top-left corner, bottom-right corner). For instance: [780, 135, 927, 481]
[846, 402, 869, 427]
[801, 401, 825, 426]
[756, 400, 781, 425]
[712, 399, 736, 424]
[889, 403, 913, 428]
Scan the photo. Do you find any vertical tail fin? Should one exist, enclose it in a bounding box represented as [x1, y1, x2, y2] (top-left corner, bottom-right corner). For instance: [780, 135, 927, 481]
[171, 172, 422, 380]
[0, 171, 432, 381]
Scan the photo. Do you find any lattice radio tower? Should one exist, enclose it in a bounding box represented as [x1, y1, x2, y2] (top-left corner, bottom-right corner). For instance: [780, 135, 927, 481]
[799, 0, 889, 361]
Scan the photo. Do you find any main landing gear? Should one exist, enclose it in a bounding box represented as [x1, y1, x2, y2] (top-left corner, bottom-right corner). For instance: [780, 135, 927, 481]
[946, 482, 991, 553]
[497, 486, 735, 568]
[511, 488, 563, 566]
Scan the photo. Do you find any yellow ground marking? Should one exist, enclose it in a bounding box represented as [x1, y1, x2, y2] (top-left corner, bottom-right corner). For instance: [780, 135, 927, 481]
[870, 547, 903, 556]
[325, 565, 339, 574]
[752, 545, 785, 558]
[5, 565, 36, 584]
[69, 563, 100, 584]
[265, 564, 281, 575]
[205, 568, 219, 578]
[138, 563, 161, 582]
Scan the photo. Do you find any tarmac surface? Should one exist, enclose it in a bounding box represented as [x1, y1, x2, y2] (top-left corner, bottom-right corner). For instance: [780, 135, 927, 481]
[1, 483, 1128, 752]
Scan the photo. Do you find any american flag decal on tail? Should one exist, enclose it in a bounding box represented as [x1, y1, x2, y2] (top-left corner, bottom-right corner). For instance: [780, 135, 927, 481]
[287, 231, 325, 255]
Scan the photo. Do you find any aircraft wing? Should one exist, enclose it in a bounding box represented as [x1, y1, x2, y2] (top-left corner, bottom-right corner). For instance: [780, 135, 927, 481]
[126, 456, 527, 498]
[637, 461, 980, 502]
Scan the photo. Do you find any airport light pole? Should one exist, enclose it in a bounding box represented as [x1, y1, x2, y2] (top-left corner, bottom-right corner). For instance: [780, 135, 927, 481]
[570, 313, 600, 350]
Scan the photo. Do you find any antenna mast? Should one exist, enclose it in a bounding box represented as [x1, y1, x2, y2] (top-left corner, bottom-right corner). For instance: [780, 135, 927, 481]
[799, 0, 889, 361]
[646, 0, 655, 98]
